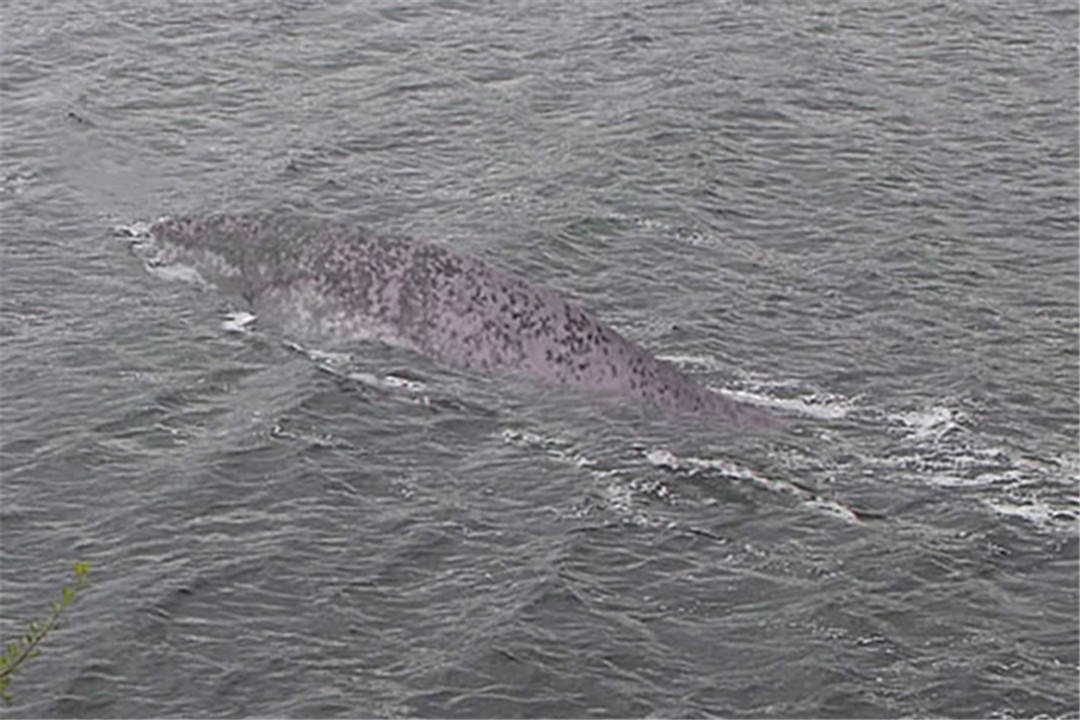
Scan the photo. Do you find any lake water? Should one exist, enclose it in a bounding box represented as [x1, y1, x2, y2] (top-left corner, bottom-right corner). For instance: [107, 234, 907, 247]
[1, 1, 1077, 717]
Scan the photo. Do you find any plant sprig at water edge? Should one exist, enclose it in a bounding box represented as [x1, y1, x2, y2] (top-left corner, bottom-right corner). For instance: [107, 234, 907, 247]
[0, 562, 92, 706]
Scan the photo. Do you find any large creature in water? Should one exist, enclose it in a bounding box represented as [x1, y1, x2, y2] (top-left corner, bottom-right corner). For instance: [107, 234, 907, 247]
[132, 213, 773, 427]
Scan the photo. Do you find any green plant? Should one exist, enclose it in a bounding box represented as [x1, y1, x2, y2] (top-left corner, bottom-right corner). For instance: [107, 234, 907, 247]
[0, 561, 91, 706]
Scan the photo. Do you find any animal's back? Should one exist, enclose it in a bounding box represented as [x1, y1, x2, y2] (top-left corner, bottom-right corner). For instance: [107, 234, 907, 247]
[149, 213, 773, 427]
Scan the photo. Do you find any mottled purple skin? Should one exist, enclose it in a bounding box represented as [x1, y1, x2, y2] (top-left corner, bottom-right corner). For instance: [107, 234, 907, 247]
[149, 213, 772, 427]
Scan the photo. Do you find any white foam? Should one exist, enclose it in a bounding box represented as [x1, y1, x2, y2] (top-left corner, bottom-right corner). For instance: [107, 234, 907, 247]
[113, 220, 154, 238]
[886, 404, 969, 442]
[657, 353, 729, 373]
[221, 311, 257, 333]
[833, 397, 1078, 531]
[720, 388, 857, 420]
[596, 480, 676, 529]
[145, 261, 206, 285]
[609, 214, 722, 248]
[280, 340, 431, 396]
[657, 355, 862, 420]
[805, 497, 861, 523]
[499, 428, 595, 469]
[303, 347, 355, 368]
[339, 367, 427, 394]
[644, 448, 681, 470]
[381, 374, 428, 393]
[982, 497, 1077, 527]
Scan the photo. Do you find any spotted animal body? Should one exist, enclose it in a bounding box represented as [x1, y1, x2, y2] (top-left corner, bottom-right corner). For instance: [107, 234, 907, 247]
[146, 213, 772, 426]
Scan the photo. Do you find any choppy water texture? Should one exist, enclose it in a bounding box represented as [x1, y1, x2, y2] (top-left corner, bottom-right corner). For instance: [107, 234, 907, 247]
[2, 1, 1077, 717]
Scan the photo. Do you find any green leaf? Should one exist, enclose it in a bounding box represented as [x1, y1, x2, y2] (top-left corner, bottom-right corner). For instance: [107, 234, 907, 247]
[1, 561, 95, 705]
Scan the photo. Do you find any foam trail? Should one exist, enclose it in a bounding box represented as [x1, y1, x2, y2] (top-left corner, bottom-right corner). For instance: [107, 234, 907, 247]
[140, 213, 774, 428]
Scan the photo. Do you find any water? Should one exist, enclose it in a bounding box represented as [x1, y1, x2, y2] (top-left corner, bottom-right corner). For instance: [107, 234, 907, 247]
[1, 1, 1077, 717]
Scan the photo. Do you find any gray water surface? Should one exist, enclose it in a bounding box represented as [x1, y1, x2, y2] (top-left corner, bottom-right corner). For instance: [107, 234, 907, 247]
[1, 1, 1077, 717]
